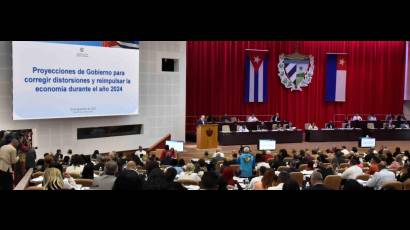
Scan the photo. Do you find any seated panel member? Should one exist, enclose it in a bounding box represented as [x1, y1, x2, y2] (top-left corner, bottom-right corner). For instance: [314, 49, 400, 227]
[385, 113, 393, 122]
[271, 113, 280, 122]
[343, 120, 352, 128]
[307, 122, 318, 130]
[367, 114, 377, 121]
[397, 114, 407, 124]
[238, 124, 249, 132]
[247, 114, 259, 122]
[325, 121, 335, 129]
[351, 114, 363, 121]
[221, 113, 230, 123]
[196, 115, 207, 126]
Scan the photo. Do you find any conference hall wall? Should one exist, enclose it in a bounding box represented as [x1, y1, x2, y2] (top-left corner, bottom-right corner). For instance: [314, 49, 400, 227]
[0, 41, 186, 157]
[186, 41, 405, 131]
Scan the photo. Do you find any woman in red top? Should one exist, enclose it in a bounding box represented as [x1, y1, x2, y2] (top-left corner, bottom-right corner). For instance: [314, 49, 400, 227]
[221, 166, 235, 186]
[160, 146, 177, 160]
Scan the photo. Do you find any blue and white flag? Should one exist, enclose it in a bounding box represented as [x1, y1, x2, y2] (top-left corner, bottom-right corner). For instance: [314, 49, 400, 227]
[325, 53, 348, 102]
[245, 49, 269, 102]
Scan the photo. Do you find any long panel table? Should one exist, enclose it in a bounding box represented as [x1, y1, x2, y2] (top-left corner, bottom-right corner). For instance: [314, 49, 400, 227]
[218, 130, 303, 146]
[213, 121, 289, 132]
[305, 128, 410, 142]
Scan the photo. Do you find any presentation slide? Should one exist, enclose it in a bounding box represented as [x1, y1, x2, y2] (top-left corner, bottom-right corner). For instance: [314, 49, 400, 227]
[360, 137, 376, 148]
[165, 140, 184, 152]
[12, 41, 139, 120]
[258, 139, 276, 150]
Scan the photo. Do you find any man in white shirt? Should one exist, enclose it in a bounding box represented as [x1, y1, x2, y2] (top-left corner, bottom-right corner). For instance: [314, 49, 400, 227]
[238, 125, 249, 132]
[308, 123, 319, 130]
[341, 157, 363, 180]
[212, 149, 225, 158]
[367, 114, 377, 121]
[135, 146, 146, 158]
[351, 114, 363, 121]
[340, 146, 350, 156]
[247, 114, 259, 122]
[366, 161, 396, 190]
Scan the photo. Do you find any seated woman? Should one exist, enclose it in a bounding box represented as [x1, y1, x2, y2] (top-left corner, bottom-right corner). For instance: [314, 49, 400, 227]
[254, 169, 277, 190]
[65, 154, 84, 178]
[177, 163, 201, 183]
[221, 166, 235, 188]
[268, 171, 289, 190]
[42, 167, 77, 190]
[41, 154, 55, 172]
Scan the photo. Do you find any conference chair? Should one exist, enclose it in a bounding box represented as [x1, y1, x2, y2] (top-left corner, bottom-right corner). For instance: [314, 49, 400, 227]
[177, 179, 199, 186]
[341, 123, 347, 128]
[356, 173, 371, 181]
[69, 173, 81, 179]
[74, 179, 94, 187]
[367, 123, 375, 129]
[403, 179, 410, 190]
[222, 125, 231, 133]
[323, 175, 342, 190]
[31, 171, 44, 179]
[25, 186, 44, 190]
[298, 164, 308, 171]
[290, 172, 304, 188]
[382, 181, 403, 190]
[277, 166, 288, 172]
[339, 163, 350, 169]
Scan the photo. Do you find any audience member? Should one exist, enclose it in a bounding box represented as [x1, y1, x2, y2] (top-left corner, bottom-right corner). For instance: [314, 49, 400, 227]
[113, 169, 144, 190]
[164, 167, 187, 190]
[367, 161, 397, 190]
[238, 146, 255, 178]
[341, 157, 363, 180]
[343, 179, 364, 190]
[308, 171, 329, 190]
[92, 160, 118, 190]
[178, 163, 201, 183]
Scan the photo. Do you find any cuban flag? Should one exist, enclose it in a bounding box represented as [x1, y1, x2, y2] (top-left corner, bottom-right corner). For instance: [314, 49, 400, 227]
[325, 53, 348, 102]
[245, 49, 269, 103]
[103, 41, 139, 49]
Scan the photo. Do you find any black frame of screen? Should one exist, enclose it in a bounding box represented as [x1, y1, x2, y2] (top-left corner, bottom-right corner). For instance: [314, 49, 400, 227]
[77, 124, 143, 139]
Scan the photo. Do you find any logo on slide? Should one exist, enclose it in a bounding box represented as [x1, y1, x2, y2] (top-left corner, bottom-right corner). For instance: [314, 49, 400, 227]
[77, 47, 88, 58]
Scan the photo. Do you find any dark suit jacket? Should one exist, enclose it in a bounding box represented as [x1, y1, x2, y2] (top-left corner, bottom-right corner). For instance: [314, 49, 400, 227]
[25, 149, 37, 169]
[271, 116, 280, 122]
[196, 119, 207, 126]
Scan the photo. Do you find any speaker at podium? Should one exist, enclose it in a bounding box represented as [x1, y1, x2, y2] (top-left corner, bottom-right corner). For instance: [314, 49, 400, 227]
[196, 124, 218, 149]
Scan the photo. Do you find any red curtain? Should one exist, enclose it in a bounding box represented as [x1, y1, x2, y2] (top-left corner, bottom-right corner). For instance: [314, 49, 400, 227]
[186, 41, 406, 131]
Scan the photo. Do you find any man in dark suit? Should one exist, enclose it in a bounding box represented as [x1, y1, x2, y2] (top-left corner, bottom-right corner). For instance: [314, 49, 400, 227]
[196, 115, 207, 126]
[325, 121, 335, 129]
[308, 171, 331, 190]
[271, 113, 280, 122]
[25, 147, 37, 170]
[221, 114, 230, 123]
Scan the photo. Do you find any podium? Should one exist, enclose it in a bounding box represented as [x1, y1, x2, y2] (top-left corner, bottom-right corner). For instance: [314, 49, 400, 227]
[196, 124, 219, 149]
